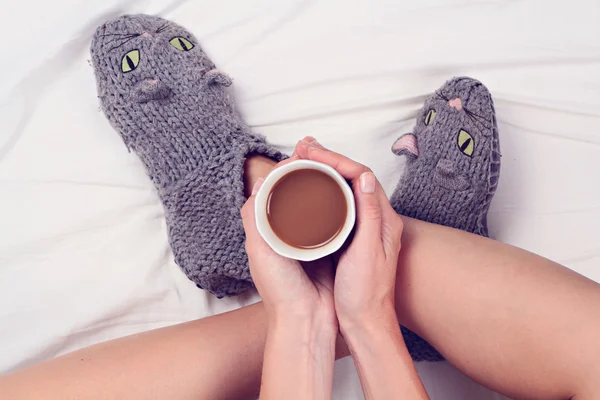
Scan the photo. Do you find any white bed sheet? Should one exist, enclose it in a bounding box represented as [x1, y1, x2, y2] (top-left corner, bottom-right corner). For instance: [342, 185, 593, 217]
[2, 0, 600, 398]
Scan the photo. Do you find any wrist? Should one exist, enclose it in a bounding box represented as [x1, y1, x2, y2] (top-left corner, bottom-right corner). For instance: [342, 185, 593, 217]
[262, 306, 337, 400]
[267, 311, 338, 376]
[341, 311, 409, 369]
[338, 303, 399, 340]
[337, 306, 427, 399]
[270, 306, 338, 344]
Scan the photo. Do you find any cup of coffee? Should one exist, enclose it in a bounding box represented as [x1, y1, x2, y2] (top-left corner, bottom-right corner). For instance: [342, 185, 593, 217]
[254, 160, 356, 261]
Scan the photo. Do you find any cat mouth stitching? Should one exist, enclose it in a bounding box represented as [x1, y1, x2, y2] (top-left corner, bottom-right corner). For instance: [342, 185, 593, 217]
[433, 159, 471, 191]
[131, 79, 173, 103]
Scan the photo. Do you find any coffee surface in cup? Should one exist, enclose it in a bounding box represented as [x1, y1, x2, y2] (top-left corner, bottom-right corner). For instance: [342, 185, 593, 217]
[267, 168, 347, 249]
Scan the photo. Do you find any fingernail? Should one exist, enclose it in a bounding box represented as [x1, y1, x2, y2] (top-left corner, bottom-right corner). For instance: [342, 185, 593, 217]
[305, 136, 324, 146]
[360, 172, 376, 194]
[251, 178, 264, 196]
[300, 138, 323, 149]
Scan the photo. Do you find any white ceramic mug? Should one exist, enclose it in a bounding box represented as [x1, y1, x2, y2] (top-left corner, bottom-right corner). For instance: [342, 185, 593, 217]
[254, 160, 356, 261]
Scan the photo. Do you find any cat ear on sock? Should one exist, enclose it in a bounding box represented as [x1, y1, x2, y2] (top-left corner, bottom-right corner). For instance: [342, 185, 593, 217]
[204, 69, 232, 87]
[392, 133, 419, 159]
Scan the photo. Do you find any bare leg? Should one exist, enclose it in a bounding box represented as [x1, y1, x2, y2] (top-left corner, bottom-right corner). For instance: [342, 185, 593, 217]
[1, 304, 268, 400]
[1, 156, 277, 400]
[395, 218, 600, 399]
[3, 156, 600, 399]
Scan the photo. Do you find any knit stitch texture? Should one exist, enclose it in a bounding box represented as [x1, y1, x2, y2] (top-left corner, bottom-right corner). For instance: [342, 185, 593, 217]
[91, 14, 284, 297]
[391, 77, 501, 361]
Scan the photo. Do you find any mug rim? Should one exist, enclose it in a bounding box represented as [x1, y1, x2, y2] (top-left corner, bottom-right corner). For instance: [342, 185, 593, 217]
[254, 159, 356, 261]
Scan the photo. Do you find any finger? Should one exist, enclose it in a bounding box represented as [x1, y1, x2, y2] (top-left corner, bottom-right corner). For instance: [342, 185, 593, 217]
[275, 151, 300, 169]
[240, 178, 267, 254]
[296, 141, 392, 211]
[241, 178, 290, 263]
[262, 141, 309, 174]
[295, 140, 390, 248]
[293, 136, 324, 157]
[300, 136, 318, 145]
[380, 211, 404, 261]
[352, 171, 385, 252]
[303, 257, 335, 293]
[241, 178, 304, 271]
[296, 141, 371, 183]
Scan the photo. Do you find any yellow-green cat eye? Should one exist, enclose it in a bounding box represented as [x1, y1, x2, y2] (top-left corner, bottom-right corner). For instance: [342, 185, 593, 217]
[457, 129, 474, 157]
[121, 50, 140, 73]
[425, 109, 436, 125]
[169, 37, 194, 51]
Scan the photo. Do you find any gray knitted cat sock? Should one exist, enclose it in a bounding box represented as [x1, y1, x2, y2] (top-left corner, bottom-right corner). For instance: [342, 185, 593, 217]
[91, 15, 285, 297]
[390, 77, 501, 361]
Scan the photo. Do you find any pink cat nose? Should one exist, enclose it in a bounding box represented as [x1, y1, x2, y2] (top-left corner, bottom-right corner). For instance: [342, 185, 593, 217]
[448, 98, 463, 111]
[141, 32, 152, 38]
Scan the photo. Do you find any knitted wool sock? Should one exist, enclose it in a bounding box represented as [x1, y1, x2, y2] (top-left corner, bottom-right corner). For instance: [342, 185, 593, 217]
[390, 77, 501, 361]
[91, 15, 285, 297]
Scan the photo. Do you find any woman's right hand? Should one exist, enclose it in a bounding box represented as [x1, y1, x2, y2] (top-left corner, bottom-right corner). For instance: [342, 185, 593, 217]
[294, 138, 404, 332]
[295, 138, 429, 399]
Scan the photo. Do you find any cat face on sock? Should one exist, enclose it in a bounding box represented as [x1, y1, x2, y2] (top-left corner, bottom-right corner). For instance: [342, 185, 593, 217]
[393, 77, 497, 191]
[91, 15, 226, 109]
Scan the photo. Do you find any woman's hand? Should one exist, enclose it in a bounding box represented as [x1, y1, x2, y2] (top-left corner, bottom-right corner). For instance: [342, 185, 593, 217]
[294, 138, 403, 330]
[295, 138, 429, 400]
[240, 155, 338, 400]
[240, 157, 336, 327]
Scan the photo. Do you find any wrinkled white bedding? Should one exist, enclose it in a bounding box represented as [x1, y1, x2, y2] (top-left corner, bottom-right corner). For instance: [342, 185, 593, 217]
[2, 0, 600, 398]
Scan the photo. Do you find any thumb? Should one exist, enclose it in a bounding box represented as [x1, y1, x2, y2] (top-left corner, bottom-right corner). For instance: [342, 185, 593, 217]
[240, 178, 311, 303]
[240, 178, 301, 265]
[352, 172, 384, 250]
[240, 178, 267, 256]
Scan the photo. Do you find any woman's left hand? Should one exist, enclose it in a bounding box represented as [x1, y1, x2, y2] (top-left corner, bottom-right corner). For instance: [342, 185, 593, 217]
[240, 156, 336, 330]
[242, 155, 338, 399]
